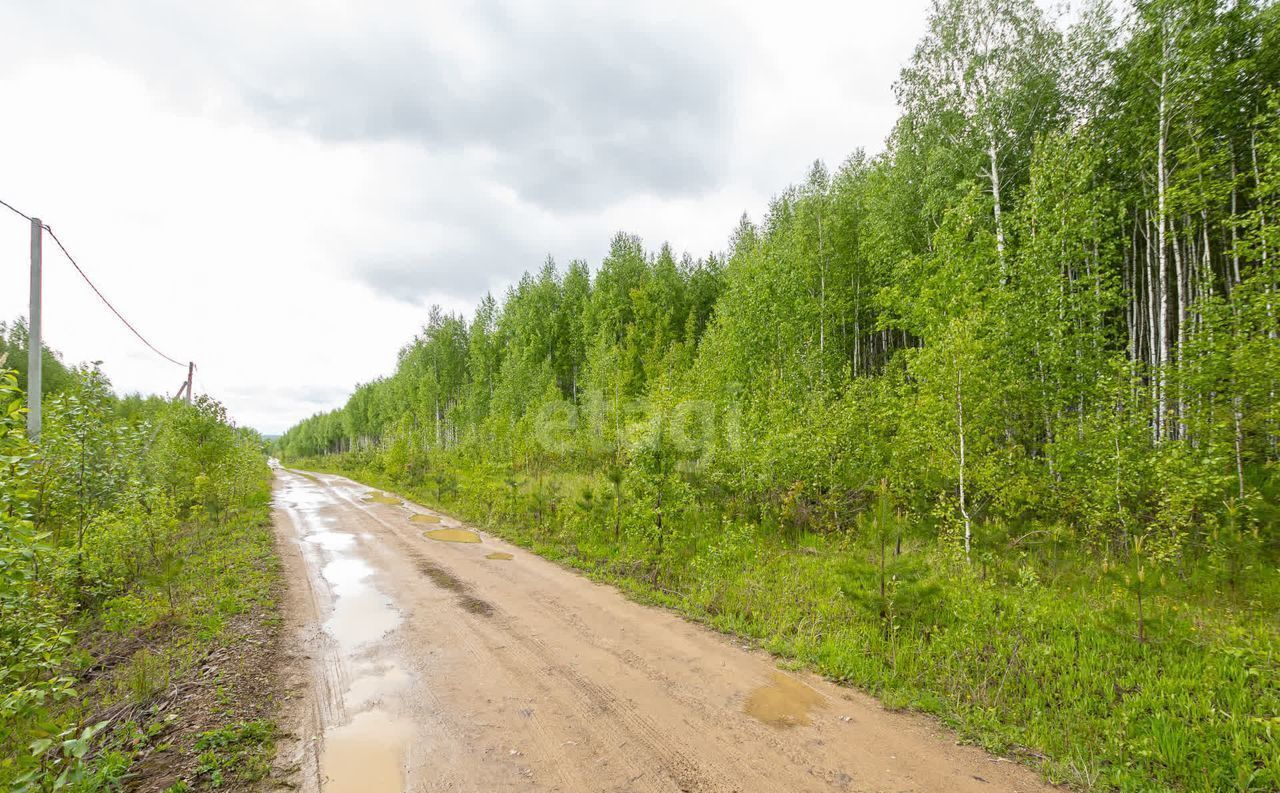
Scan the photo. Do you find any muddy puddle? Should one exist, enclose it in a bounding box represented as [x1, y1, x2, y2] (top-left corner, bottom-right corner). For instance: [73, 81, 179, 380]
[321, 709, 412, 793]
[282, 473, 414, 792]
[304, 530, 356, 552]
[279, 482, 333, 513]
[486, 551, 514, 560]
[745, 671, 827, 728]
[424, 528, 481, 543]
[409, 513, 441, 524]
[344, 662, 411, 710]
[323, 558, 401, 653]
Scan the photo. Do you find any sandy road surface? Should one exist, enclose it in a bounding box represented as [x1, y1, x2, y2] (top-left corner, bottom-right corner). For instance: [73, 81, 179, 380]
[271, 468, 1055, 793]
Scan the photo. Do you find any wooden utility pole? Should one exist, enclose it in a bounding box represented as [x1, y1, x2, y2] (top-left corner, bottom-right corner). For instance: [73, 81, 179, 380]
[186, 362, 194, 403]
[27, 217, 42, 440]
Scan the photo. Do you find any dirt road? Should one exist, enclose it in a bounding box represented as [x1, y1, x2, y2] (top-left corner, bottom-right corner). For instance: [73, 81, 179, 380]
[271, 468, 1054, 793]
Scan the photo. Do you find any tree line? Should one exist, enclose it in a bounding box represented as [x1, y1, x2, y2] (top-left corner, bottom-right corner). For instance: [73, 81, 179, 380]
[281, 0, 1279, 562]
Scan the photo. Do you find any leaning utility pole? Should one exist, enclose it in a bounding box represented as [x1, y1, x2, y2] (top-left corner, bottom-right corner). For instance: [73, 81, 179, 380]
[27, 217, 42, 440]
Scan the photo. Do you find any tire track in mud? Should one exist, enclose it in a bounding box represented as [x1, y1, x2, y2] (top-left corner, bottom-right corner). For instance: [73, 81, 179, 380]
[364, 506, 797, 792]
[274, 472, 418, 793]
[375, 520, 587, 792]
[347, 494, 693, 792]
[327, 488, 586, 791]
[368, 497, 761, 793]
[521, 589, 828, 788]
[310, 476, 487, 793]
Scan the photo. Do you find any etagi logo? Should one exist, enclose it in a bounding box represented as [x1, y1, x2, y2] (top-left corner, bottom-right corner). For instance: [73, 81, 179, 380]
[532, 389, 742, 463]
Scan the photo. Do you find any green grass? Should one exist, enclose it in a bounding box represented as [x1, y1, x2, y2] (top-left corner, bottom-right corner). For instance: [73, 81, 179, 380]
[298, 455, 1279, 792]
[192, 721, 275, 789]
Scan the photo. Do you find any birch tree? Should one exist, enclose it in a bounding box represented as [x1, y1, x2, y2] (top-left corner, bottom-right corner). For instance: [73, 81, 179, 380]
[897, 0, 1064, 278]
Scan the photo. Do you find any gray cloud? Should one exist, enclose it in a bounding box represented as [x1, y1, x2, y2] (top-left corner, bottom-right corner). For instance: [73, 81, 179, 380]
[359, 250, 506, 307]
[241, 11, 732, 209]
[337, 161, 556, 305]
[0, 0, 739, 308]
[4, 0, 734, 212]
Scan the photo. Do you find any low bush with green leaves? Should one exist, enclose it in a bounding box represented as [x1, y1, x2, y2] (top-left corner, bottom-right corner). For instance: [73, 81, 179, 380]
[0, 362, 274, 791]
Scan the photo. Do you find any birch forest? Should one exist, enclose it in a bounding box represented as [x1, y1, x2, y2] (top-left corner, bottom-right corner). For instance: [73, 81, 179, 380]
[278, 0, 1280, 789]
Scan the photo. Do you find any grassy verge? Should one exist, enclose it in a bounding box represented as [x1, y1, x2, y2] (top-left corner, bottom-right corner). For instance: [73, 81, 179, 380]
[296, 455, 1278, 792]
[3, 479, 283, 793]
[91, 497, 281, 793]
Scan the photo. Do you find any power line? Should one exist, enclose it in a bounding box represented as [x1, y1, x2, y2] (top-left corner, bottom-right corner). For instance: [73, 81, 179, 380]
[40, 224, 188, 368]
[0, 198, 32, 222]
[4, 197, 188, 369]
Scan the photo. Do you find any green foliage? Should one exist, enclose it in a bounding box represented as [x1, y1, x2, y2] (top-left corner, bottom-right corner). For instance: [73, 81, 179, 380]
[13, 721, 109, 793]
[191, 721, 274, 788]
[278, 2, 1280, 790]
[0, 319, 75, 398]
[0, 370, 77, 749]
[0, 355, 273, 790]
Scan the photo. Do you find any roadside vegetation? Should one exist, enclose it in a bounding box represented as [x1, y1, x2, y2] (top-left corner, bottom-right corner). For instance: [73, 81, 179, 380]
[280, 0, 1280, 789]
[0, 329, 275, 792]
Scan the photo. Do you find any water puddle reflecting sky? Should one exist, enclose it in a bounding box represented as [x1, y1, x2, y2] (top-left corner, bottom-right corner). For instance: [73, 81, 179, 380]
[322, 557, 401, 654]
[281, 474, 412, 792]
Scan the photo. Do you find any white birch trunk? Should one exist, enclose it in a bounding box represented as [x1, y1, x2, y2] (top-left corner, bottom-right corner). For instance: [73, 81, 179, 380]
[957, 363, 971, 562]
[988, 134, 1007, 280]
[1156, 55, 1170, 442]
[1230, 147, 1241, 291]
[1172, 224, 1186, 439]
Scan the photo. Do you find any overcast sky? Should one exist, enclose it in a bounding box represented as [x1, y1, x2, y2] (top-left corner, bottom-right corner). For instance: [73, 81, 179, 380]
[0, 0, 934, 434]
